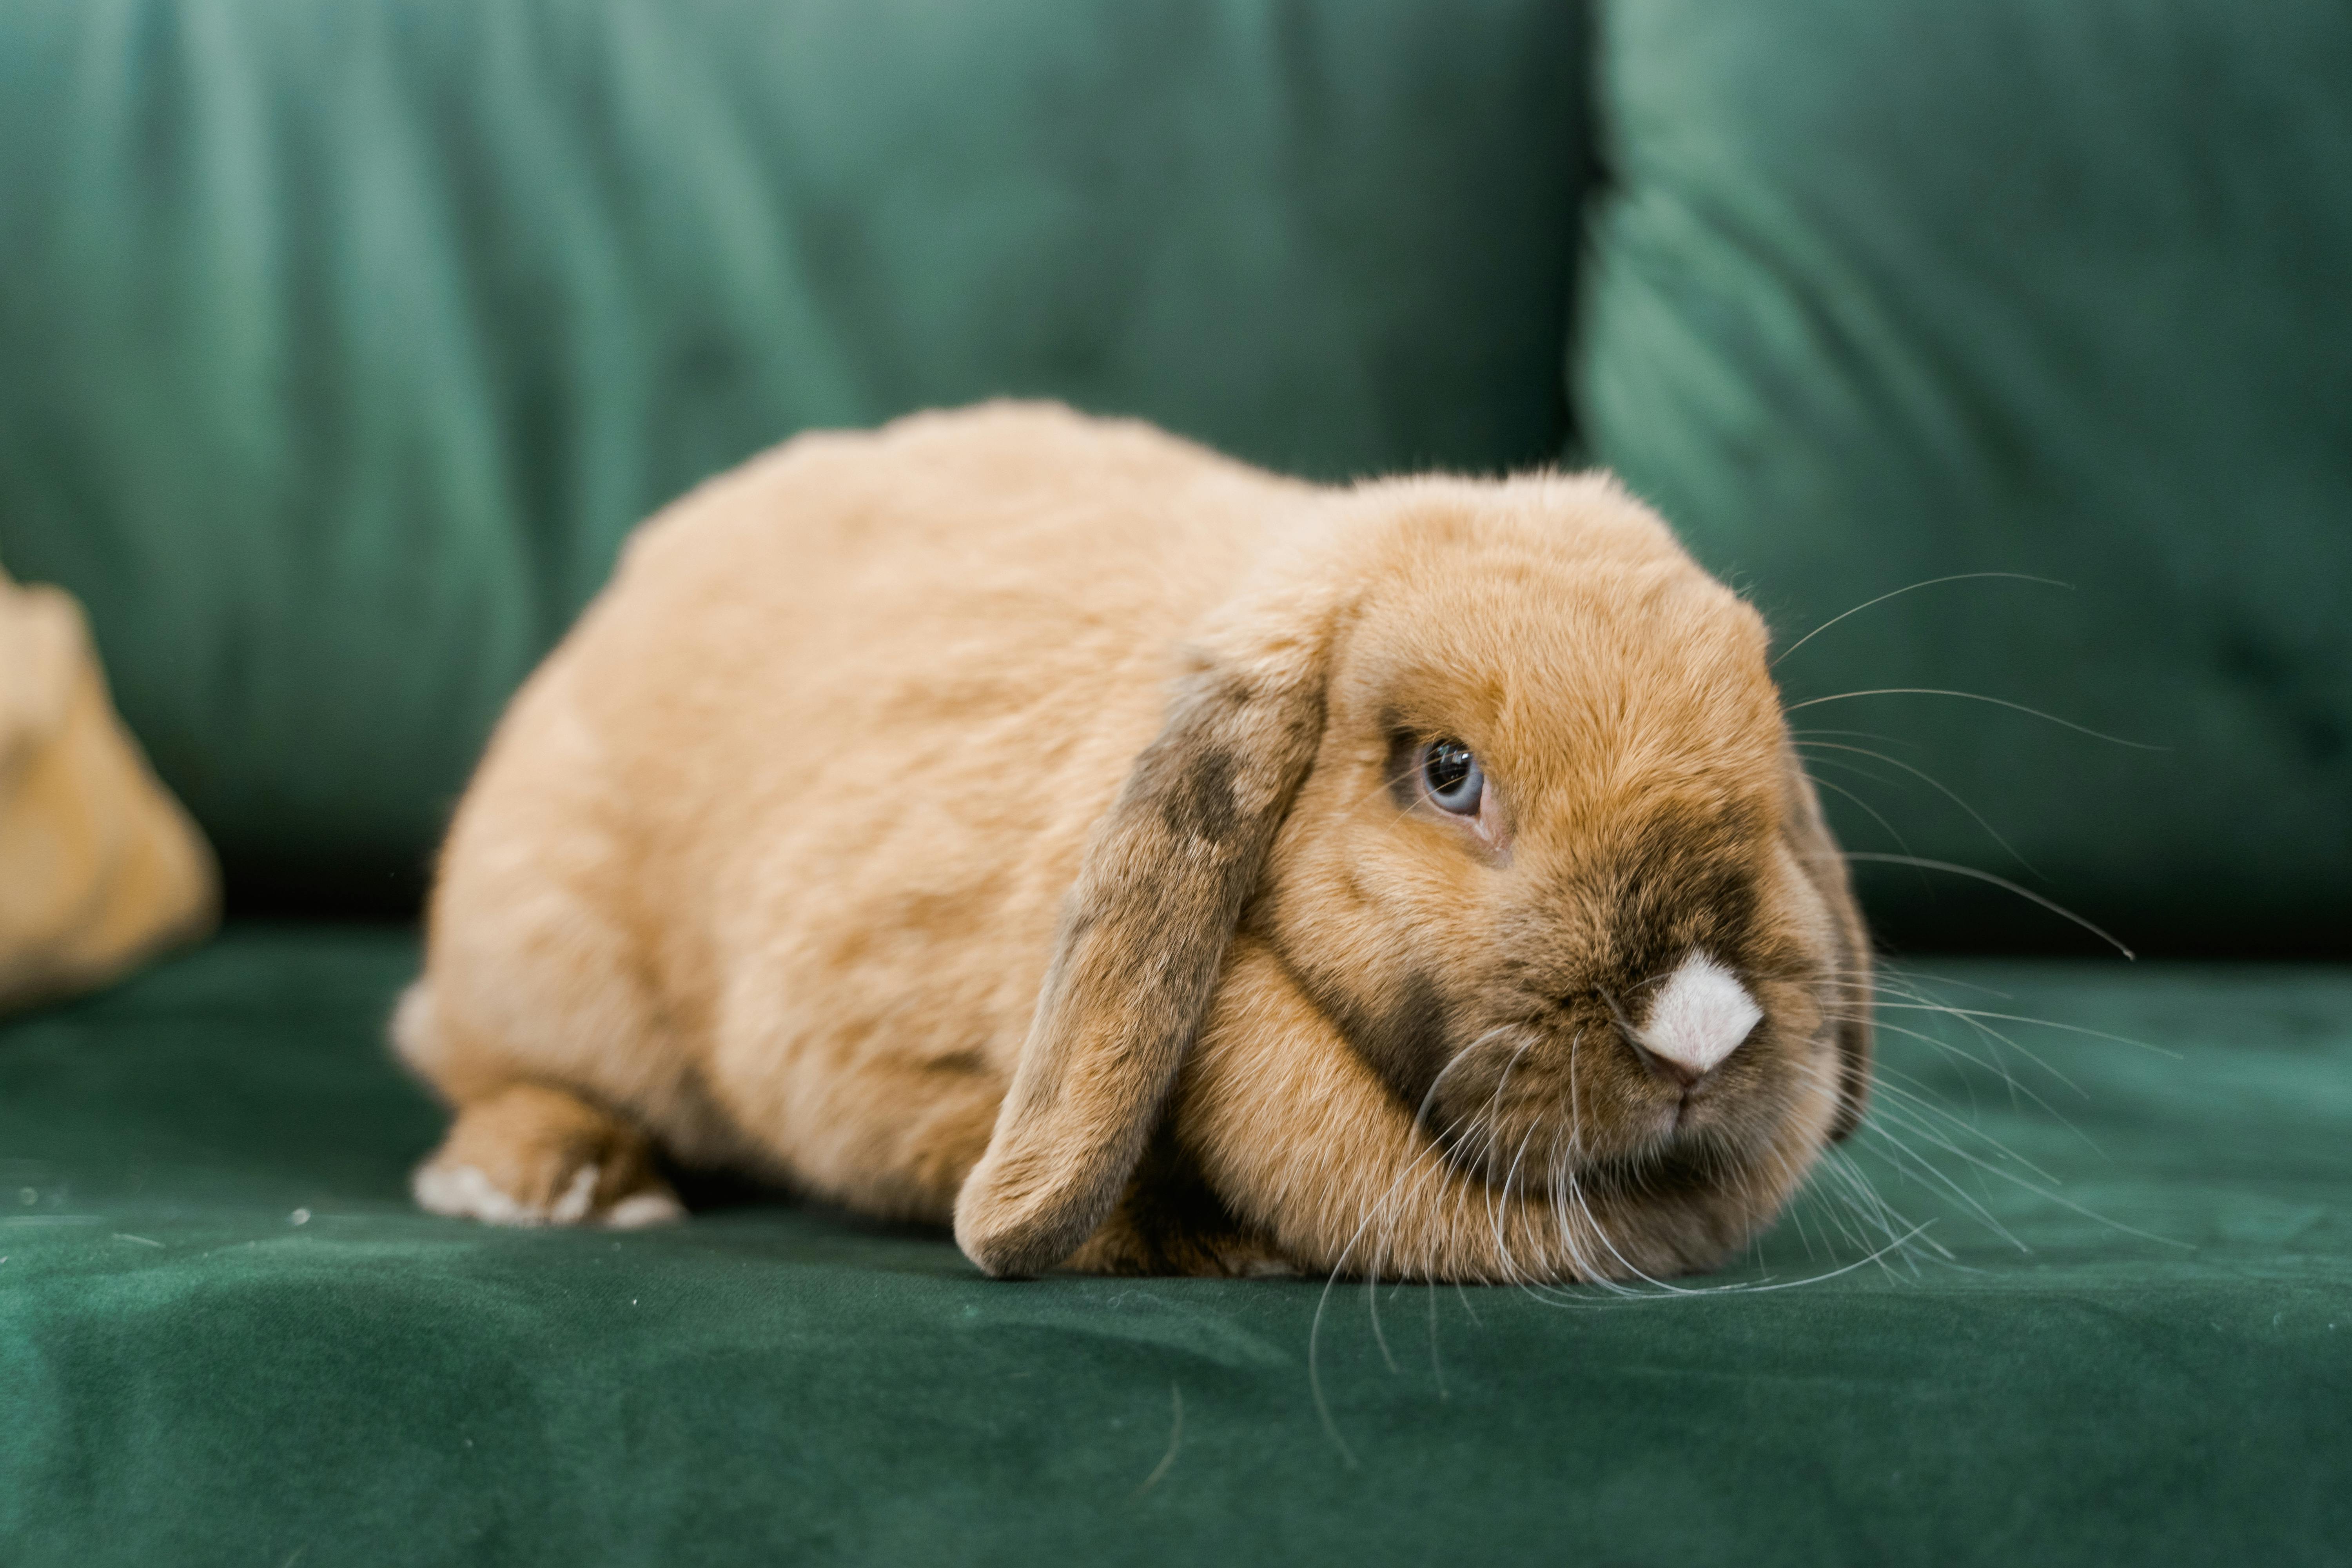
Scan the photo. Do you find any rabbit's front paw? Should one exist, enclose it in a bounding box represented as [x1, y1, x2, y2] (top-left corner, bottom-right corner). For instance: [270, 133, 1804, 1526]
[412, 1082, 684, 1229]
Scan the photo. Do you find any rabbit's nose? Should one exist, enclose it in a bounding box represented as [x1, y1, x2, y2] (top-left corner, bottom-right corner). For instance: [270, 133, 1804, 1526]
[1628, 952, 1759, 1085]
[1625, 1033, 1706, 1089]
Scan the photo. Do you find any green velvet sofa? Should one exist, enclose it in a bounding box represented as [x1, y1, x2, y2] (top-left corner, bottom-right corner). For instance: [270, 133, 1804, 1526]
[3, 2, 2346, 1562]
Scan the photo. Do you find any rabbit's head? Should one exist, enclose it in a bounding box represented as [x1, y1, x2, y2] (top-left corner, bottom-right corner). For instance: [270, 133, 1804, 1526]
[956, 472, 1870, 1280]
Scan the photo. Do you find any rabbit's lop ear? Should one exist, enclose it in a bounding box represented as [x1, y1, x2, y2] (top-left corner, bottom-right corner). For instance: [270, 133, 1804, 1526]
[1781, 750, 1875, 1140]
[955, 615, 1333, 1278]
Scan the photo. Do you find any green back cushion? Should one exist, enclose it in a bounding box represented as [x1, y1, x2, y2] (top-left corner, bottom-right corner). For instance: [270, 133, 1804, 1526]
[1578, 0, 2352, 953]
[0, 0, 1586, 909]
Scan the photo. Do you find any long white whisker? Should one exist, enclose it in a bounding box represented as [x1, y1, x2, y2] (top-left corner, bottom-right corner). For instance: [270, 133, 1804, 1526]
[1841, 853, 2135, 958]
[1771, 573, 2072, 667]
[1797, 739, 2043, 875]
[1804, 773, 1922, 863]
[1871, 1003, 2173, 1058]
[1785, 688, 2163, 751]
[1835, 999, 2087, 1097]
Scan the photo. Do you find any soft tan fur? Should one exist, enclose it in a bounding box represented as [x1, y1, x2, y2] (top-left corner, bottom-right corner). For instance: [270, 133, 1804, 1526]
[397, 403, 1871, 1280]
[0, 563, 217, 1012]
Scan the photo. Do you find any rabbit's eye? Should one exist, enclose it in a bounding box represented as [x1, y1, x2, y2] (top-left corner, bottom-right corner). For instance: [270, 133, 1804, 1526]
[1420, 739, 1484, 816]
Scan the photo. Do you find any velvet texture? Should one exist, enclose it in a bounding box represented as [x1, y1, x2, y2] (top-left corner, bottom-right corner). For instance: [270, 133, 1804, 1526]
[0, 0, 1587, 911]
[8, 0, 2346, 954]
[1577, 0, 2352, 955]
[2, 929, 2346, 1564]
[4, 2, 2348, 1561]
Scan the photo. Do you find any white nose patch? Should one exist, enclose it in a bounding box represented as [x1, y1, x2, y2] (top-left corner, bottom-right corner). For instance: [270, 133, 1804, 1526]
[1637, 953, 1761, 1078]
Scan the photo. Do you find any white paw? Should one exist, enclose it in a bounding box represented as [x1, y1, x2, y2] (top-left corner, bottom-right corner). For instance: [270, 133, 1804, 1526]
[603, 1191, 687, 1229]
[546, 1164, 600, 1224]
[412, 1160, 684, 1229]
[412, 1161, 597, 1227]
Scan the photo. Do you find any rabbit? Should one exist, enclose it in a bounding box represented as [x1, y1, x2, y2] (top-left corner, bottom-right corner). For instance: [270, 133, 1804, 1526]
[392, 401, 1873, 1282]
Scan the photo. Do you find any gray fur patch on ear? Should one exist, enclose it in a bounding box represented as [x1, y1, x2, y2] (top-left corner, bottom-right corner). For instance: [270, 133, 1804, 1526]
[954, 662, 1326, 1278]
[1149, 743, 1240, 846]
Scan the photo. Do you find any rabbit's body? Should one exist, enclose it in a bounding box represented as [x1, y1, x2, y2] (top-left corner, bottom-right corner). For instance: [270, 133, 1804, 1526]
[400, 403, 1871, 1281]
[399, 408, 1284, 1231]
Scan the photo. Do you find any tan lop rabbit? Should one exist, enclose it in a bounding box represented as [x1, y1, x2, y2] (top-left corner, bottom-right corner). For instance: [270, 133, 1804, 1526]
[395, 403, 1873, 1281]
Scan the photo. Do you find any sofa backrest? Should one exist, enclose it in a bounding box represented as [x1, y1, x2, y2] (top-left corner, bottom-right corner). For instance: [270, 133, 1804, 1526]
[0, 0, 1588, 911]
[5, 0, 2346, 955]
[1575, 0, 2352, 955]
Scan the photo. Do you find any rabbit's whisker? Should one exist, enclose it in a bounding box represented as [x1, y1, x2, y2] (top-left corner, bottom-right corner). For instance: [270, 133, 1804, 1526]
[1784, 686, 2162, 751]
[1795, 739, 2040, 875]
[1840, 853, 2135, 958]
[1770, 572, 2072, 668]
[1800, 773, 1922, 866]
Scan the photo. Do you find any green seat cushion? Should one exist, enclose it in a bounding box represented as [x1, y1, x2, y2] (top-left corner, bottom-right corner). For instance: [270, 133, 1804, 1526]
[1577, 0, 2352, 955]
[3, 927, 2346, 1563]
[0, 0, 1586, 911]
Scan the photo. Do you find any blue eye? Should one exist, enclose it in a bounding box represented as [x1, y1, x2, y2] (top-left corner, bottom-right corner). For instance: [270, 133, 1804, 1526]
[1420, 739, 1484, 815]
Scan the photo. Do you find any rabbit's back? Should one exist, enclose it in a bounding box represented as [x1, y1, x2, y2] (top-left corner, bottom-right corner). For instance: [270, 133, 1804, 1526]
[413, 403, 1301, 1215]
